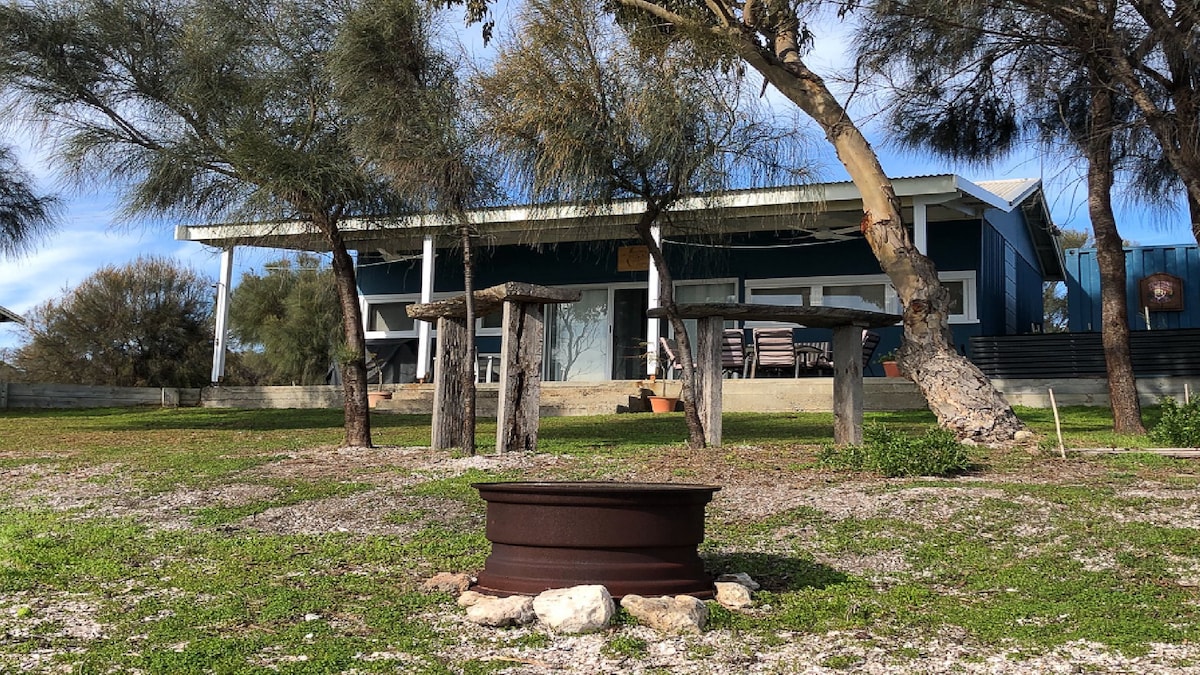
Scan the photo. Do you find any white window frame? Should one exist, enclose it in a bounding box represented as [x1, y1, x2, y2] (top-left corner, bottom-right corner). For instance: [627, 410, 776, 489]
[362, 293, 423, 339]
[673, 277, 740, 303]
[362, 292, 509, 339]
[744, 271, 977, 325]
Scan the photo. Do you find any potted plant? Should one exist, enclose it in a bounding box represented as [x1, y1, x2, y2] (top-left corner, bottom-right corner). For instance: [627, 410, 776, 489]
[647, 377, 680, 413]
[367, 352, 393, 407]
[876, 348, 902, 378]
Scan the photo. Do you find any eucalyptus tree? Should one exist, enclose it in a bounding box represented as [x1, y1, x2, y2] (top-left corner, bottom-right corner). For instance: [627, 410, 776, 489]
[854, 0, 1148, 432]
[0, 0, 443, 447]
[0, 146, 57, 259]
[474, 0, 807, 448]
[330, 0, 493, 454]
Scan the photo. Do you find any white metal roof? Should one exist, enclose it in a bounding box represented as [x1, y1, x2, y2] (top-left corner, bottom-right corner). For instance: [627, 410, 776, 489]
[175, 174, 1048, 251]
[0, 305, 25, 325]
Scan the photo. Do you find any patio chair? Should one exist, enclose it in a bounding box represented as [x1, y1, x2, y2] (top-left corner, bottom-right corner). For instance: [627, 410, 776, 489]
[658, 337, 683, 380]
[750, 327, 798, 378]
[861, 331, 882, 370]
[794, 340, 832, 375]
[721, 328, 749, 378]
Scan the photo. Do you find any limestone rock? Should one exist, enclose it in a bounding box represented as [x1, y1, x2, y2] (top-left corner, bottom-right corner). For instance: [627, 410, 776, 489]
[457, 590, 488, 607]
[620, 594, 708, 635]
[422, 572, 473, 595]
[715, 572, 760, 591]
[533, 585, 615, 633]
[1013, 429, 1035, 442]
[714, 582, 753, 609]
[464, 595, 536, 627]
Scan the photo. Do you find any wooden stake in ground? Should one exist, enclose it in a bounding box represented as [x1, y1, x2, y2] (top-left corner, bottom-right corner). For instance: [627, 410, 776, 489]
[1048, 388, 1066, 459]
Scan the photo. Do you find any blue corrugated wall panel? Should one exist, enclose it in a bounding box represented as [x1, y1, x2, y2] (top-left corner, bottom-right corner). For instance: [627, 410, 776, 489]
[1066, 245, 1200, 331]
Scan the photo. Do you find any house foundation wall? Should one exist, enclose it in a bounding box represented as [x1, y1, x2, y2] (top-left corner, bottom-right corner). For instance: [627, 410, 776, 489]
[4, 377, 1197, 413]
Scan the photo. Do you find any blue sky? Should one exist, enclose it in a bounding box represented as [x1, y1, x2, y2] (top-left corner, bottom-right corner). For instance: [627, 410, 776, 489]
[1, 7, 1195, 352]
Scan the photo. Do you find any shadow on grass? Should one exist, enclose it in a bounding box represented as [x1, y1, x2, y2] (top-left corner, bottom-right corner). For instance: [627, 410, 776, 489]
[704, 551, 849, 592]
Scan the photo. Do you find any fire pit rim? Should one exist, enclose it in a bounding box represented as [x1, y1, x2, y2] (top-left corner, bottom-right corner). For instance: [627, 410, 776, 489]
[471, 480, 721, 493]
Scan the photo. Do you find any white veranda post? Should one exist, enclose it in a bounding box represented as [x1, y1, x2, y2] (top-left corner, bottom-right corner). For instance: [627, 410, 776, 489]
[913, 199, 929, 255]
[416, 235, 436, 382]
[645, 224, 662, 378]
[211, 246, 235, 384]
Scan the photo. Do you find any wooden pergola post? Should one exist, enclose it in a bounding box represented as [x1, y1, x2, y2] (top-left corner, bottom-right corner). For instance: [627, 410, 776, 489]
[431, 315, 471, 450]
[496, 300, 545, 453]
[695, 316, 723, 446]
[831, 324, 866, 446]
[409, 282, 581, 454]
[648, 303, 899, 448]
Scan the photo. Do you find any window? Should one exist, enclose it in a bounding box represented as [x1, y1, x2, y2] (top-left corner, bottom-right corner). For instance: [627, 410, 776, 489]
[822, 283, 887, 313]
[746, 272, 977, 324]
[751, 286, 811, 307]
[363, 295, 421, 338]
[672, 280, 738, 342]
[368, 302, 415, 333]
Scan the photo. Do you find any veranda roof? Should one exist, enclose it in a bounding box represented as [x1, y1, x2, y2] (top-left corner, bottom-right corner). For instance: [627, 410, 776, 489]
[175, 174, 1063, 278]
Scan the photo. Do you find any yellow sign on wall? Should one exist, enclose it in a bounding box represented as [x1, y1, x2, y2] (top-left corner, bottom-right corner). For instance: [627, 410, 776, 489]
[617, 245, 650, 272]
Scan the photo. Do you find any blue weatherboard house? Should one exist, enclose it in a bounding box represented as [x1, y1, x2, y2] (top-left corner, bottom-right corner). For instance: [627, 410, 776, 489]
[178, 174, 1064, 383]
[1066, 245, 1200, 331]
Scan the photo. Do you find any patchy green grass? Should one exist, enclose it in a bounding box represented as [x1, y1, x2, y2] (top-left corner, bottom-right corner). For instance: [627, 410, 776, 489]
[0, 405, 1197, 672]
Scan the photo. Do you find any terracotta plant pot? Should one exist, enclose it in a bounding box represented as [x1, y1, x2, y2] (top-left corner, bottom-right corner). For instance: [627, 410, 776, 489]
[647, 395, 679, 413]
[881, 361, 901, 378]
[367, 390, 393, 407]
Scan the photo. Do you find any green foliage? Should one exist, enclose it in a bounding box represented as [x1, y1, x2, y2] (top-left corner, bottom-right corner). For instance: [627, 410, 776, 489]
[1149, 397, 1200, 447]
[229, 255, 340, 385]
[0, 145, 58, 259]
[875, 347, 899, 363]
[11, 256, 213, 387]
[820, 425, 971, 477]
[601, 635, 649, 660]
[2, 406, 1200, 669]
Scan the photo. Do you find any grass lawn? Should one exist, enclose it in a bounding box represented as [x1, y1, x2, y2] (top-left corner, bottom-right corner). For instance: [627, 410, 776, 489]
[0, 405, 1197, 673]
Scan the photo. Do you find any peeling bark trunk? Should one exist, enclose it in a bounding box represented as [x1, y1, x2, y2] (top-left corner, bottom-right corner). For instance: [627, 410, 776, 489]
[324, 221, 372, 448]
[635, 212, 706, 448]
[613, 0, 1025, 442]
[723, 31, 1025, 443]
[1087, 83, 1145, 434]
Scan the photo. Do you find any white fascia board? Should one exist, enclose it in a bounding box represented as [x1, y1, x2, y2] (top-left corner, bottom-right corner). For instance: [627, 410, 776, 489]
[175, 174, 1027, 246]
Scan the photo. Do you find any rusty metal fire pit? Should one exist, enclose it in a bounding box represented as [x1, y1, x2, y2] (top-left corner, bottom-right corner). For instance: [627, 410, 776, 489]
[471, 481, 720, 599]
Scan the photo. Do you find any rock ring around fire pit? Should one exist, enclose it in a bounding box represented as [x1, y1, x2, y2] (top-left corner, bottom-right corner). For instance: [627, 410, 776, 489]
[471, 481, 721, 599]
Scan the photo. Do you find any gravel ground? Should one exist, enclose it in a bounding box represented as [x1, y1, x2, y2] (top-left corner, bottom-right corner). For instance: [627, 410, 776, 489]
[2, 445, 1199, 673]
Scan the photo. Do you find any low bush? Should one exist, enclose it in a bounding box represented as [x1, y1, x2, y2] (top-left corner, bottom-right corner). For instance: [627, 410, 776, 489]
[819, 425, 971, 478]
[1149, 397, 1200, 447]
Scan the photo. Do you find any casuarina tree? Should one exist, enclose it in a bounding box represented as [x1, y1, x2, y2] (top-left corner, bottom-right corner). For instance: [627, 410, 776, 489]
[474, 0, 808, 448]
[0, 0, 454, 447]
[855, 0, 1147, 432]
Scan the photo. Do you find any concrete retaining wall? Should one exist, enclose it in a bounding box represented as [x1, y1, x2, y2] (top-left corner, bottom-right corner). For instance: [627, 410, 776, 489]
[0, 383, 202, 409]
[3, 376, 1197, 413]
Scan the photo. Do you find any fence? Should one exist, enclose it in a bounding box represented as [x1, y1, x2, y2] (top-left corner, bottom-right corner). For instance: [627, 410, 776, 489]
[971, 329, 1200, 378]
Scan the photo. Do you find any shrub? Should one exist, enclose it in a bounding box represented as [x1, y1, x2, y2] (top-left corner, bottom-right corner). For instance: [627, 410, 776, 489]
[1150, 397, 1200, 448]
[819, 425, 971, 478]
